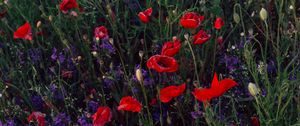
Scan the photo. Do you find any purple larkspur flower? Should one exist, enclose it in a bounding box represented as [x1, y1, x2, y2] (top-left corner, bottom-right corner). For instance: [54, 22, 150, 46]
[51, 85, 66, 101]
[50, 83, 57, 92]
[17, 50, 25, 65]
[222, 54, 240, 72]
[288, 72, 297, 80]
[152, 106, 167, 122]
[53, 113, 71, 126]
[190, 110, 203, 119]
[100, 38, 115, 54]
[77, 115, 92, 126]
[2, 120, 15, 126]
[28, 48, 42, 63]
[103, 78, 114, 88]
[87, 100, 99, 113]
[31, 94, 44, 111]
[51, 48, 58, 60]
[51, 48, 66, 63]
[267, 60, 276, 74]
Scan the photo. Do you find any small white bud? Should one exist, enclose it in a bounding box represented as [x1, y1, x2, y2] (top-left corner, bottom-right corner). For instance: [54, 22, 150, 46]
[248, 82, 260, 96]
[135, 69, 143, 83]
[259, 8, 268, 21]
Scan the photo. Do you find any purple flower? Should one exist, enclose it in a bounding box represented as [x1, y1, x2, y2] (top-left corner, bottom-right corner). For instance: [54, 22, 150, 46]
[51, 48, 58, 60]
[103, 78, 114, 88]
[6, 120, 15, 126]
[288, 72, 297, 80]
[77, 115, 92, 126]
[87, 100, 99, 113]
[50, 83, 57, 92]
[222, 54, 240, 72]
[100, 38, 115, 54]
[53, 113, 71, 126]
[28, 48, 42, 63]
[190, 110, 203, 119]
[51, 47, 65, 63]
[267, 60, 276, 74]
[31, 94, 44, 111]
[17, 50, 25, 65]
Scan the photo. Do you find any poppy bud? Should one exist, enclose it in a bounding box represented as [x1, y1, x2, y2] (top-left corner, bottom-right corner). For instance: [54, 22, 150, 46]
[36, 21, 42, 28]
[233, 12, 240, 24]
[289, 5, 294, 10]
[91, 51, 98, 57]
[48, 15, 53, 22]
[135, 68, 143, 83]
[248, 82, 260, 96]
[109, 38, 114, 45]
[259, 8, 268, 21]
[139, 51, 144, 59]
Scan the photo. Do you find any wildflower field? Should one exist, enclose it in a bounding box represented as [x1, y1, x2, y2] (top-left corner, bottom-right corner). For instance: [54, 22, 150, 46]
[0, 0, 300, 125]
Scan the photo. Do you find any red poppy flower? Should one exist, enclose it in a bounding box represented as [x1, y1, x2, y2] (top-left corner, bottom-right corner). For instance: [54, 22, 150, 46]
[251, 116, 260, 126]
[147, 55, 179, 73]
[59, 0, 78, 13]
[94, 26, 108, 40]
[214, 17, 224, 30]
[138, 8, 152, 23]
[161, 37, 181, 57]
[14, 22, 32, 41]
[193, 30, 211, 45]
[28, 112, 45, 126]
[92, 106, 112, 126]
[180, 12, 204, 29]
[118, 96, 142, 112]
[160, 83, 186, 103]
[192, 73, 237, 102]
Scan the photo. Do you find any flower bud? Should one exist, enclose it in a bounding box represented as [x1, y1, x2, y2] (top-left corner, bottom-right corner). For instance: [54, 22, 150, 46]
[259, 8, 268, 21]
[91, 51, 98, 57]
[135, 68, 143, 83]
[36, 21, 42, 28]
[248, 82, 260, 96]
[109, 38, 114, 45]
[233, 12, 240, 24]
[139, 51, 144, 59]
[48, 15, 53, 22]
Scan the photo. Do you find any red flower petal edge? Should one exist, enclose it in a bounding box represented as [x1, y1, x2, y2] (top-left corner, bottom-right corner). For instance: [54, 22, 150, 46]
[214, 17, 225, 30]
[147, 55, 179, 73]
[92, 106, 112, 126]
[193, 30, 211, 45]
[59, 0, 78, 13]
[161, 37, 181, 57]
[138, 8, 152, 23]
[14, 22, 32, 41]
[94, 26, 108, 40]
[118, 96, 142, 112]
[160, 83, 186, 103]
[180, 12, 204, 29]
[192, 73, 237, 102]
[28, 112, 45, 126]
